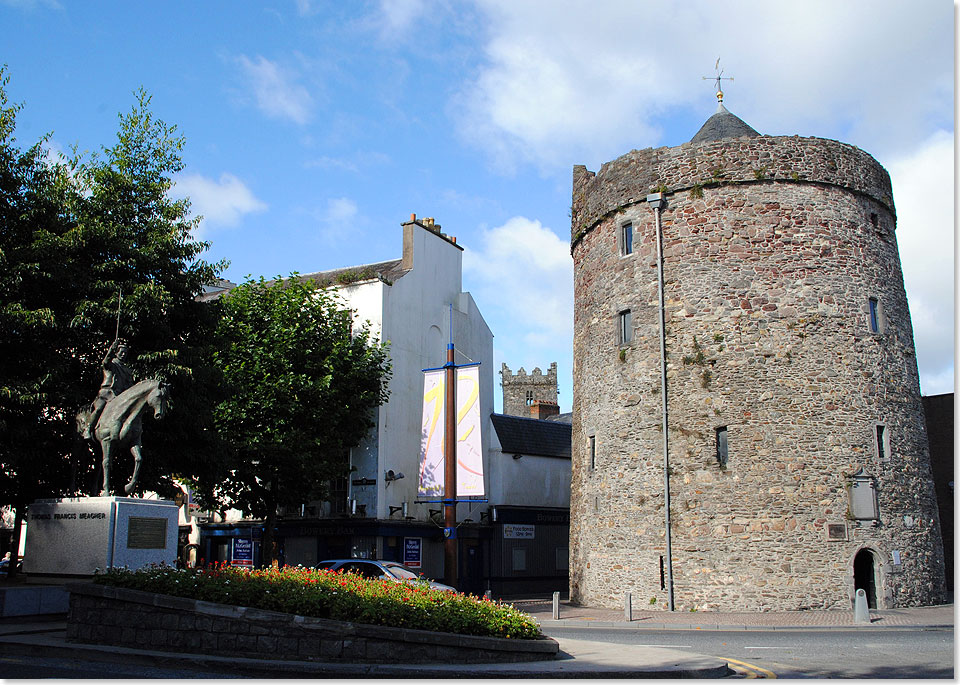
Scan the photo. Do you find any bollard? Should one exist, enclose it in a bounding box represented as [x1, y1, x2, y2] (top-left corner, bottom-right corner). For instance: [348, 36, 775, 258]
[624, 592, 632, 621]
[484, 589, 492, 601]
[854, 588, 870, 624]
[552, 591, 560, 620]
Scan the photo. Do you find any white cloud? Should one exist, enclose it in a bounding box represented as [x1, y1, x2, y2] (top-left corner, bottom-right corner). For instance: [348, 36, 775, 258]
[464, 217, 573, 406]
[310, 197, 360, 242]
[371, 0, 429, 42]
[236, 54, 312, 125]
[454, 0, 953, 172]
[174, 173, 267, 233]
[321, 197, 358, 224]
[885, 130, 955, 396]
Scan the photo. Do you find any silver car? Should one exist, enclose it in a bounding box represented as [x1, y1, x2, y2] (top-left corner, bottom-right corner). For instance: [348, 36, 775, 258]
[316, 559, 455, 592]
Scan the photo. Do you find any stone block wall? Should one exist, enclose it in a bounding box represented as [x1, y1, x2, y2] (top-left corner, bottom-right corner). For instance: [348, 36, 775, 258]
[569, 135, 946, 612]
[66, 583, 557, 664]
[502, 362, 559, 417]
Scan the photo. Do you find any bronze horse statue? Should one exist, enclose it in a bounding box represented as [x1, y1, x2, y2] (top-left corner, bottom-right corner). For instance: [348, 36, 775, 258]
[77, 379, 169, 496]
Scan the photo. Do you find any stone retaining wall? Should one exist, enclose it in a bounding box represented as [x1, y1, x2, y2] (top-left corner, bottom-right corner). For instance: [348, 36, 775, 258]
[65, 583, 558, 664]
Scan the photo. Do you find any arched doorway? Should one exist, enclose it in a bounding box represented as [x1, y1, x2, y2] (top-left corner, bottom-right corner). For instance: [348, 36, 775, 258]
[853, 548, 878, 609]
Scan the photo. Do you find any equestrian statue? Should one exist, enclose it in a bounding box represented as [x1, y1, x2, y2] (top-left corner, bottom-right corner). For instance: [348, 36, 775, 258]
[76, 340, 170, 496]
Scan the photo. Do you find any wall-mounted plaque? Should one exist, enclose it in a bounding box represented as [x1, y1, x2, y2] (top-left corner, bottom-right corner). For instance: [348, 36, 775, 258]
[127, 517, 168, 549]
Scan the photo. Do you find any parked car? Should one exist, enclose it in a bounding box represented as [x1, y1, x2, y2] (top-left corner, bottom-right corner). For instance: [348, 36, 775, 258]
[316, 559, 455, 592]
[0, 556, 22, 573]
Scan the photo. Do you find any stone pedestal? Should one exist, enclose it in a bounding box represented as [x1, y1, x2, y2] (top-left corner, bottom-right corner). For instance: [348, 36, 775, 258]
[23, 497, 177, 578]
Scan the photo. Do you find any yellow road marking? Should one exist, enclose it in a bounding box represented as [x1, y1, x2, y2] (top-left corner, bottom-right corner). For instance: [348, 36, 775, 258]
[724, 657, 777, 679]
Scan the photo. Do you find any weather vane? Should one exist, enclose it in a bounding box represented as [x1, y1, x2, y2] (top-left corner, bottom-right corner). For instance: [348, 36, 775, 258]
[703, 58, 734, 103]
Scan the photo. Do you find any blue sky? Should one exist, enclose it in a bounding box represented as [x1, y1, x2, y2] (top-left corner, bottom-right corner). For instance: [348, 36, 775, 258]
[3, 0, 954, 412]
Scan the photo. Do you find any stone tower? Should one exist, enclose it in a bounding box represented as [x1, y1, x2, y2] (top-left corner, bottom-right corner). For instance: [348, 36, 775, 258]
[569, 96, 946, 612]
[501, 363, 559, 418]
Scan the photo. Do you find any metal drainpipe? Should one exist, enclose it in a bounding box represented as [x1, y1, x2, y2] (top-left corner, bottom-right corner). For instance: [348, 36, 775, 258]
[647, 191, 674, 611]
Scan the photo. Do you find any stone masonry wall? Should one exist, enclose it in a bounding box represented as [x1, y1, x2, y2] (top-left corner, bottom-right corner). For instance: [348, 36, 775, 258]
[66, 583, 557, 664]
[502, 362, 559, 417]
[569, 135, 945, 612]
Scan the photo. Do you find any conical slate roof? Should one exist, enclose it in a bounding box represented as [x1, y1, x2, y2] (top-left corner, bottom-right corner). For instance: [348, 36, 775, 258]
[690, 102, 760, 144]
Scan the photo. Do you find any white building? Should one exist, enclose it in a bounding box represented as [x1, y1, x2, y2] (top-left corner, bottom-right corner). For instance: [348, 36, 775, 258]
[200, 216, 495, 590]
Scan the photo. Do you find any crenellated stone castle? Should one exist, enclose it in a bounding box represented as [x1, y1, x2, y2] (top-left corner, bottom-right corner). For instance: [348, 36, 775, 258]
[568, 95, 946, 612]
[501, 362, 560, 419]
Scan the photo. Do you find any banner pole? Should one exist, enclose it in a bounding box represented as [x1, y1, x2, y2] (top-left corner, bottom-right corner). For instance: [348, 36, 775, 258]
[443, 304, 458, 590]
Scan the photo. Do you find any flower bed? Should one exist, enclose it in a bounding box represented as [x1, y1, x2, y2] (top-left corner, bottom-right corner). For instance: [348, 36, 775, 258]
[93, 564, 541, 640]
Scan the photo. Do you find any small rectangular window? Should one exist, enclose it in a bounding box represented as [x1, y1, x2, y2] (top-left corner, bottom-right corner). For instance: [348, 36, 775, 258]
[512, 548, 527, 571]
[876, 424, 889, 461]
[716, 426, 728, 467]
[620, 222, 633, 256]
[868, 297, 880, 333]
[618, 309, 632, 346]
[556, 546, 569, 571]
[589, 435, 596, 470]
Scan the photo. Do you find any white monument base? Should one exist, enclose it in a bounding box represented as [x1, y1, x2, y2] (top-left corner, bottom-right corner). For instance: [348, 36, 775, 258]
[23, 497, 178, 578]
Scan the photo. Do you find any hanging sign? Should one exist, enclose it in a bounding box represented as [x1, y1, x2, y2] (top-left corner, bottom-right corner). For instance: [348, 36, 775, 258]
[418, 369, 446, 496]
[456, 365, 484, 496]
[417, 365, 485, 497]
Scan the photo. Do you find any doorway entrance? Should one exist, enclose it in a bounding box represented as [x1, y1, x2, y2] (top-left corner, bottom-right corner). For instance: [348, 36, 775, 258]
[853, 548, 879, 609]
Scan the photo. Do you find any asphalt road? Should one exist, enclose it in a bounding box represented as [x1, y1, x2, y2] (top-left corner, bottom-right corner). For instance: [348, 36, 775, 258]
[543, 625, 955, 679]
[0, 653, 244, 679]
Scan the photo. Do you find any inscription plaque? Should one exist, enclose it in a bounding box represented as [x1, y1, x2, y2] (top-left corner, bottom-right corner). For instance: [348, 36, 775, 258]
[127, 517, 168, 549]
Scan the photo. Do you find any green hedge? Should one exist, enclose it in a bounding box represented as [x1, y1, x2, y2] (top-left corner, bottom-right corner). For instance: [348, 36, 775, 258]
[93, 564, 542, 640]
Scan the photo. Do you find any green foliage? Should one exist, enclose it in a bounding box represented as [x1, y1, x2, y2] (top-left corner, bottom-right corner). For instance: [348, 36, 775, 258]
[211, 276, 391, 562]
[690, 183, 703, 199]
[94, 564, 541, 640]
[0, 68, 225, 518]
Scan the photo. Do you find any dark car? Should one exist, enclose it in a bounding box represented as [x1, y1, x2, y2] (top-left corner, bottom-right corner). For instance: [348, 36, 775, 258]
[316, 559, 455, 592]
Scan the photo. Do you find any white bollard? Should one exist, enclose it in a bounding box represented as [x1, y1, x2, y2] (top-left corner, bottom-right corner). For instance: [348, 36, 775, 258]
[552, 591, 560, 620]
[854, 588, 870, 624]
[484, 589, 492, 601]
[624, 592, 632, 621]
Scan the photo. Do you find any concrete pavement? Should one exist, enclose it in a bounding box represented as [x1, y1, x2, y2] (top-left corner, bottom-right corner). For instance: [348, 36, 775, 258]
[0, 597, 952, 678]
[516, 596, 956, 631]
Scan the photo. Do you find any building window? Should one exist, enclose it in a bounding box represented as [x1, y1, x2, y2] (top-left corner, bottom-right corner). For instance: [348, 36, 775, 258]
[525, 390, 534, 406]
[512, 548, 527, 571]
[620, 222, 633, 256]
[589, 435, 596, 470]
[556, 546, 569, 571]
[618, 309, 632, 346]
[868, 297, 881, 333]
[875, 424, 889, 461]
[716, 426, 728, 467]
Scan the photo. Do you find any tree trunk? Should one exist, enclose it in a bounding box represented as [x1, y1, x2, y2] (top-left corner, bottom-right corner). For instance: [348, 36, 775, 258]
[261, 482, 278, 569]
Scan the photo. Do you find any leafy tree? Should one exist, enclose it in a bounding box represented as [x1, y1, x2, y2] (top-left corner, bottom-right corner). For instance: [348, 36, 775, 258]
[0, 69, 225, 574]
[212, 276, 391, 567]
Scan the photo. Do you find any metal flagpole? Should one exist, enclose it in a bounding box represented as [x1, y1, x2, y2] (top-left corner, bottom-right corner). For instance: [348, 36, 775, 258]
[443, 304, 458, 589]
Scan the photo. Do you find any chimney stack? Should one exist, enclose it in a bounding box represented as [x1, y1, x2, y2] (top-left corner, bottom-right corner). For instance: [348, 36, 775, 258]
[530, 400, 560, 420]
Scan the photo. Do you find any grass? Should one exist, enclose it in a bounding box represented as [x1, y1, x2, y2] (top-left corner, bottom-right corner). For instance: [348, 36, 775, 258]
[93, 563, 542, 640]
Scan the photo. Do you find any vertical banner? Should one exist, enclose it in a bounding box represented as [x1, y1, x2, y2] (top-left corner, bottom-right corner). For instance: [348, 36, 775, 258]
[456, 365, 484, 495]
[417, 369, 446, 496]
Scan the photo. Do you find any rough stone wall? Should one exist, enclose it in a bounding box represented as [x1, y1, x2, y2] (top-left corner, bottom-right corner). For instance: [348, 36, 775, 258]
[502, 362, 559, 417]
[66, 583, 557, 664]
[569, 135, 945, 612]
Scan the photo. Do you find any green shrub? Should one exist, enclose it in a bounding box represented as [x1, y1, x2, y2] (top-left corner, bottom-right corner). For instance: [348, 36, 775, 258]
[93, 564, 541, 640]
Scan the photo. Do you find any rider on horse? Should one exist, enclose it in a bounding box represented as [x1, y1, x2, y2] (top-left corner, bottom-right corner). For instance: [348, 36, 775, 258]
[83, 339, 135, 441]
